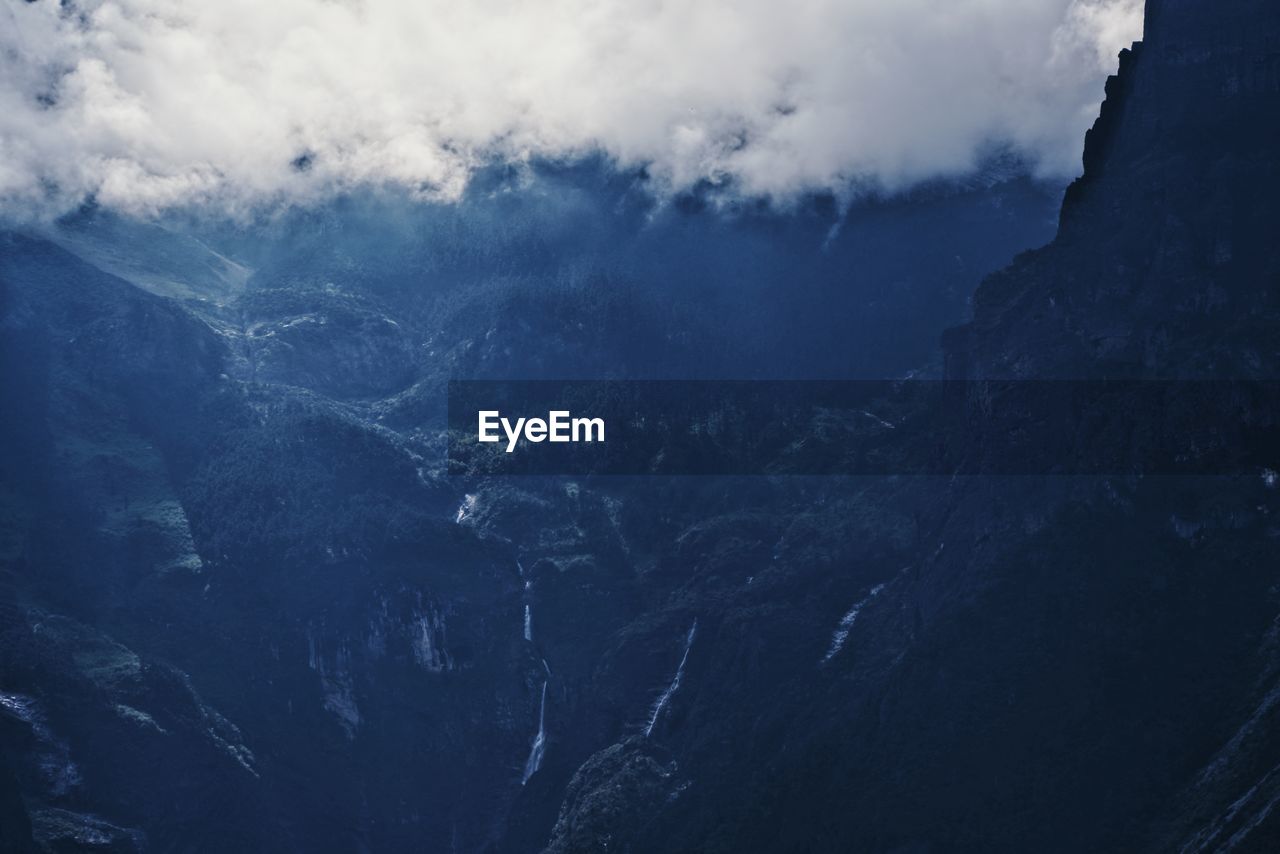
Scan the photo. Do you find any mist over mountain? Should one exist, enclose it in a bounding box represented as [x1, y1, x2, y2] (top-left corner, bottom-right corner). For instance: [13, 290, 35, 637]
[34, 153, 1066, 385]
[1, 0, 1140, 216]
[3, 0, 1280, 852]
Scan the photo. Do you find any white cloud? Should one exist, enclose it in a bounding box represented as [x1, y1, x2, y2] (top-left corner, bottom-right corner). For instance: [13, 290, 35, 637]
[0, 0, 1143, 218]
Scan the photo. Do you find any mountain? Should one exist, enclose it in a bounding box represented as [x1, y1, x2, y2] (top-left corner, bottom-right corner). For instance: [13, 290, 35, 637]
[0, 147, 1060, 851]
[2, 0, 1279, 851]
[526, 0, 1280, 851]
[947, 0, 1280, 379]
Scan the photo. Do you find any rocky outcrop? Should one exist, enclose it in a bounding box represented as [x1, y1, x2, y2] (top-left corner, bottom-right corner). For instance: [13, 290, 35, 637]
[947, 0, 1280, 379]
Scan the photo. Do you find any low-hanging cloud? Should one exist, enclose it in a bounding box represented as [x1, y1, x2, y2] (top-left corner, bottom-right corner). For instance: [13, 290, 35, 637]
[0, 0, 1143, 218]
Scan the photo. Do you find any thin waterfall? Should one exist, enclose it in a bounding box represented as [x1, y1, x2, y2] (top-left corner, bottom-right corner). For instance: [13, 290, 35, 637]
[645, 620, 698, 738]
[453, 494, 477, 524]
[519, 558, 532, 641]
[821, 583, 886, 664]
[521, 680, 548, 785]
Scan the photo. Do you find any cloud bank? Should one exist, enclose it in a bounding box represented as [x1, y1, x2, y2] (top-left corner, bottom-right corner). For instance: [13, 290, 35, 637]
[0, 0, 1143, 218]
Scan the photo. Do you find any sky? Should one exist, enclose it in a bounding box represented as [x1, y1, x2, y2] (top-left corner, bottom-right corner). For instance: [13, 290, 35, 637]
[0, 0, 1144, 219]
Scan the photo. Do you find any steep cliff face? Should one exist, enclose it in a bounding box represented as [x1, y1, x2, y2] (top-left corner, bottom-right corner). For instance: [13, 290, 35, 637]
[896, 0, 1280, 847]
[947, 0, 1280, 379]
[534, 2, 1280, 852]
